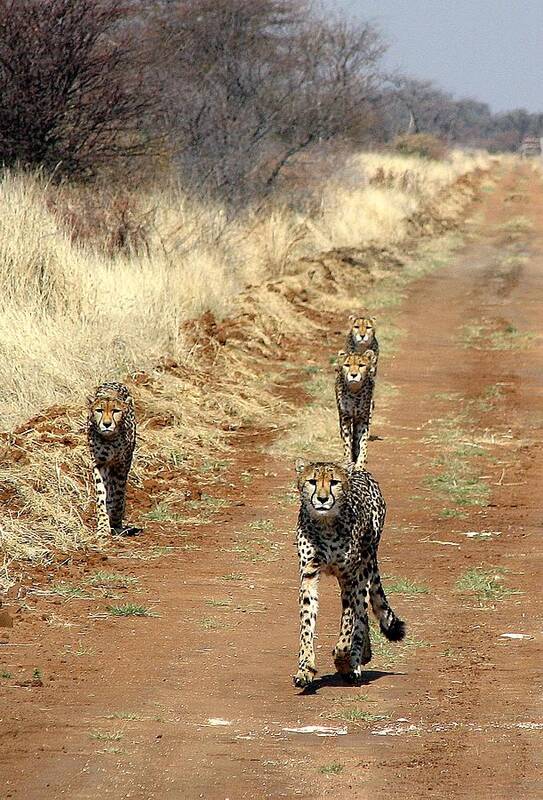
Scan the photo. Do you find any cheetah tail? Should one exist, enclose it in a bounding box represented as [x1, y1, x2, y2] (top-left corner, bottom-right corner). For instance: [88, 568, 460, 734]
[367, 571, 406, 642]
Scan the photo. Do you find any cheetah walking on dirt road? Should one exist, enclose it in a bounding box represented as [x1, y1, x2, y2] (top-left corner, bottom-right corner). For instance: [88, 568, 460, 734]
[293, 460, 405, 688]
[335, 349, 377, 467]
[345, 315, 379, 366]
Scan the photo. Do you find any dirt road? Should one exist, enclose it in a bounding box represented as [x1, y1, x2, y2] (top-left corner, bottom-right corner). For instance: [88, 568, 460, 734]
[1, 164, 542, 799]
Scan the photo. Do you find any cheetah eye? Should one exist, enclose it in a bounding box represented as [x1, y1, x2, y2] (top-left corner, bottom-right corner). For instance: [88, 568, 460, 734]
[113, 409, 123, 414]
[95, 408, 103, 414]
[330, 480, 341, 487]
[307, 479, 317, 486]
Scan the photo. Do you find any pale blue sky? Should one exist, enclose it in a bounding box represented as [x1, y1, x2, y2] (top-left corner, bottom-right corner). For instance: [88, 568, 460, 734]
[324, 1, 542, 112]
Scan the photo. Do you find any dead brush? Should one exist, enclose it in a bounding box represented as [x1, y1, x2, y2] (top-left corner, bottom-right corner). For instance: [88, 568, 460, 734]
[47, 186, 155, 258]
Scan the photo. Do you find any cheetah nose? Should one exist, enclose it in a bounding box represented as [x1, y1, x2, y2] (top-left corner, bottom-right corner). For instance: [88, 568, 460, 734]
[316, 494, 328, 504]
[102, 421, 112, 428]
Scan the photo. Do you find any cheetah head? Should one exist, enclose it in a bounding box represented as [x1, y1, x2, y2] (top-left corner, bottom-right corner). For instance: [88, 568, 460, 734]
[349, 315, 376, 347]
[337, 349, 377, 392]
[88, 391, 130, 438]
[295, 460, 349, 519]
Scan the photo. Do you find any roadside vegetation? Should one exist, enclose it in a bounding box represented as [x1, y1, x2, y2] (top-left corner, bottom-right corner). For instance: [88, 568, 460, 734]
[0, 0, 495, 578]
[0, 151, 489, 576]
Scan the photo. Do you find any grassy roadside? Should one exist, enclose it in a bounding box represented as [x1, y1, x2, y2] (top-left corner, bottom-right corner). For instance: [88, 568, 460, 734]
[0, 155, 492, 580]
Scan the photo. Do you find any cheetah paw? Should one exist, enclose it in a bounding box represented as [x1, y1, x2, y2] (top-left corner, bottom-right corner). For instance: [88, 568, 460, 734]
[293, 667, 316, 688]
[345, 667, 364, 685]
[333, 652, 352, 675]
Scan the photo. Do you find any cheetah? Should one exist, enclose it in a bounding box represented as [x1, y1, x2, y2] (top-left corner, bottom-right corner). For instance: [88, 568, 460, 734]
[87, 382, 138, 537]
[335, 349, 377, 467]
[293, 460, 405, 688]
[345, 315, 379, 365]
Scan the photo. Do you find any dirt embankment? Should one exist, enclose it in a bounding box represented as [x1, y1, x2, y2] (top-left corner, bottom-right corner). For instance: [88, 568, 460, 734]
[1, 162, 542, 799]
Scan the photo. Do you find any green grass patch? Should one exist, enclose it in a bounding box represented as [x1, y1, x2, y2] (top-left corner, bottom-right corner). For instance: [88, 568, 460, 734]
[425, 410, 490, 510]
[220, 572, 244, 582]
[199, 617, 223, 630]
[385, 577, 429, 595]
[498, 216, 533, 235]
[107, 604, 156, 617]
[86, 572, 138, 589]
[439, 508, 467, 519]
[90, 730, 123, 742]
[488, 324, 537, 351]
[205, 598, 231, 608]
[276, 488, 299, 505]
[1, 670, 12, 679]
[462, 320, 536, 351]
[200, 459, 230, 473]
[144, 503, 184, 523]
[433, 391, 462, 401]
[106, 711, 144, 721]
[248, 519, 273, 532]
[48, 583, 93, 600]
[370, 625, 426, 668]
[320, 762, 344, 775]
[333, 709, 389, 725]
[426, 470, 489, 507]
[499, 253, 529, 268]
[168, 450, 188, 468]
[455, 568, 520, 602]
[187, 494, 229, 512]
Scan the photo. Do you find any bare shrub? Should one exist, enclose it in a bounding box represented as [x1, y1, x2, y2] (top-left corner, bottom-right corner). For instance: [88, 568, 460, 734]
[0, 0, 155, 179]
[47, 187, 155, 258]
[149, 0, 385, 203]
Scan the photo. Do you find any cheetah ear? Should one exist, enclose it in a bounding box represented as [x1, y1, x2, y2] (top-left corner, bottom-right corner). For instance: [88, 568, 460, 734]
[337, 350, 347, 359]
[369, 316, 376, 327]
[348, 314, 356, 323]
[366, 350, 377, 363]
[86, 395, 95, 408]
[294, 458, 306, 476]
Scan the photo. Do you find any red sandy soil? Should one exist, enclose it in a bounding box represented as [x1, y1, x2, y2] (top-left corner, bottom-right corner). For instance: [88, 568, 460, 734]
[0, 164, 541, 799]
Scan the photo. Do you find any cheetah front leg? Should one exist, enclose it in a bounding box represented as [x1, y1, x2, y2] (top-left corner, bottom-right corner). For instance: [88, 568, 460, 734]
[333, 573, 371, 683]
[339, 413, 354, 465]
[293, 562, 320, 688]
[92, 465, 111, 537]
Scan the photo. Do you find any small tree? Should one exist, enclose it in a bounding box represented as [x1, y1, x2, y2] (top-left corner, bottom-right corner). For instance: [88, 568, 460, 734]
[150, 0, 386, 202]
[0, 0, 155, 179]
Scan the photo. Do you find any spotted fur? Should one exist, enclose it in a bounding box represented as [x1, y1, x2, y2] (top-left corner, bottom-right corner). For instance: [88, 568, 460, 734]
[335, 349, 377, 467]
[293, 461, 406, 688]
[87, 382, 136, 536]
[345, 315, 379, 365]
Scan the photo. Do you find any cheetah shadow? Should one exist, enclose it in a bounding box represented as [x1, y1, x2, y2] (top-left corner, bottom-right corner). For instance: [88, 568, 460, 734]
[297, 669, 404, 696]
[114, 525, 143, 537]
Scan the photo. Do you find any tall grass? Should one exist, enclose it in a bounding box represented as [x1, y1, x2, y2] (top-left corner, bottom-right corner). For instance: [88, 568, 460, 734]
[0, 151, 488, 426]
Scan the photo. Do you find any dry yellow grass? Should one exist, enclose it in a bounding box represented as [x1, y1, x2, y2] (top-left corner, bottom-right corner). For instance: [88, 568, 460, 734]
[0, 149, 493, 577]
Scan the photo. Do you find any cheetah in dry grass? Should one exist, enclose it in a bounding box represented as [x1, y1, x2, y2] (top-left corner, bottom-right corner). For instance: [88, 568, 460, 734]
[293, 460, 405, 688]
[87, 382, 139, 537]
